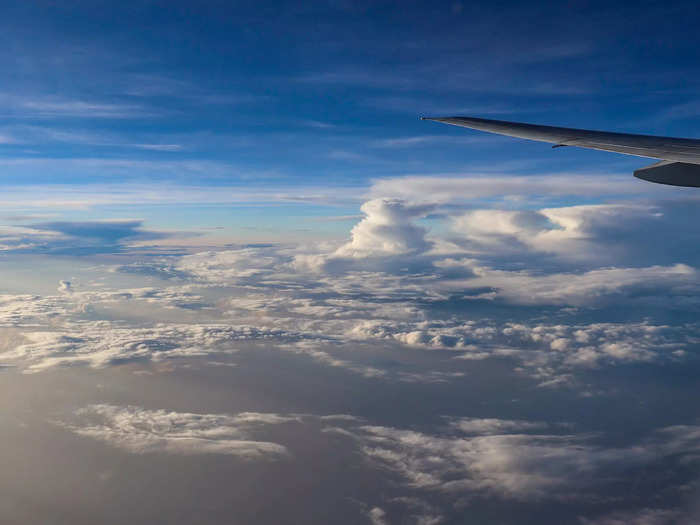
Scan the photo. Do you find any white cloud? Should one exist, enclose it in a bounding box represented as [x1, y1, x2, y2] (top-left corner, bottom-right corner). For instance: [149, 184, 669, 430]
[0, 254, 692, 386]
[0, 286, 209, 329]
[350, 419, 700, 503]
[17, 98, 147, 118]
[447, 417, 548, 435]
[55, 404, 700, 519]
[450, 202, 700, 266]
[333, 199, 434, 258]
[368, 507, 389, 525]
[0, 192, 696, 385]
[356, 425, 647, 499]
[0, 294, 73, 326]
[1, 322, 287, 373]
[113, 243, 698, 385]
[178, 247, 284, 282]
[344, 317, 691, 374]
[76, 286, 209, 310]
[60, 404, 295, 457]
[466, 263, 699, 306]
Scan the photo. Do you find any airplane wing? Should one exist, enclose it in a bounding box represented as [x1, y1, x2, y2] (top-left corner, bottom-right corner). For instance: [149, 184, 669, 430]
[421, 116, 700, 187]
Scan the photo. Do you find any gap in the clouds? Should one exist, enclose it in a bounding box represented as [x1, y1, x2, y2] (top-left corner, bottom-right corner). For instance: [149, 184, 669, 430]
[0, 253, 176, 296]
[0, 254, 99, 295]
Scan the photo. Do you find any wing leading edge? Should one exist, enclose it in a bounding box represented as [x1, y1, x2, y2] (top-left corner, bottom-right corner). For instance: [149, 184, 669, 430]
[422, 116, 700, 187]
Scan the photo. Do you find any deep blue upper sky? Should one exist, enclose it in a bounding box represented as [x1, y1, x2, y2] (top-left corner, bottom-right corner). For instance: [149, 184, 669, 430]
[1, 0, 700, 233]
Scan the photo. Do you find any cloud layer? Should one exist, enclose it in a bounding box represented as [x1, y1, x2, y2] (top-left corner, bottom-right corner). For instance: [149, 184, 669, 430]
[0, 193, 697, 387]
[58, 404, 700, 524]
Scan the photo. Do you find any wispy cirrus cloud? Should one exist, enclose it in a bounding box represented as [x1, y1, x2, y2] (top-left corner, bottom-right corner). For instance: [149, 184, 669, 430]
[0, 125, 184, 151]
[370, 134, 500, 148]
[0, 93, 155, 119]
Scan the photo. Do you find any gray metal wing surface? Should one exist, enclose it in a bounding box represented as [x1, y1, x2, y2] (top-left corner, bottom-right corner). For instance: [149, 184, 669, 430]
[422, 116, 700, 187]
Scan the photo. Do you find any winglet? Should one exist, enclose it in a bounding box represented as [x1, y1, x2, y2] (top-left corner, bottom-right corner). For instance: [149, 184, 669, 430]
[634, 161, 700, 187]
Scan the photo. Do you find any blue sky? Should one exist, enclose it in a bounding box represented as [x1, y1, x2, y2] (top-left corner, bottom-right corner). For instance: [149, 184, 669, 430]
[2, 0, 700, 238]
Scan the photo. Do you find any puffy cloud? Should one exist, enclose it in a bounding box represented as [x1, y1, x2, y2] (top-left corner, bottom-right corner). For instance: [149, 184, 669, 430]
[1, 322, 295, 373]
[467, 263, 699, 306]
[178, 246, 286, 283]
[0, 294, 73, 326]
[76, 286, 210, 311]
[0, 286, 210, 329]
[356, 425, 640, 499]
[0, 192, 696, 385]
[368, 507, 389, 525]
[349, 419, 700, 504]
[111, 207, 700, 318]
[333, 199, 434, 258]
[131, 198, 700, 311]
[209, 266, 696, 385]
[451, 201, 700, 267]
[112, 260, 191, 280]
[289, 317, 692, 387]
[347, 318, 691, 372]
[106, 244, 700, 385]
[451, 208, 555, 253]
[60, 404, 295, 457]
[0, 250, 694, 386]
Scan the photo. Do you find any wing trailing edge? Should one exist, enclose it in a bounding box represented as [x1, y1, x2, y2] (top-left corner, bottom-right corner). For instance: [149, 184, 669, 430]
[634, 161, 700, 187]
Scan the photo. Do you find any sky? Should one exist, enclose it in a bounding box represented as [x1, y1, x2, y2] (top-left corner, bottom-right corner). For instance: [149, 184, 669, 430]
[1, 1, 700, 524]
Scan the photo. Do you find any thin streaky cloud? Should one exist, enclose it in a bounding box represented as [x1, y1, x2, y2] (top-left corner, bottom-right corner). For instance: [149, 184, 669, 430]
[371, 135, 500, 148]
[0, 95, 159, 119]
